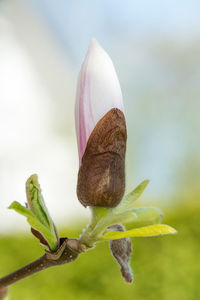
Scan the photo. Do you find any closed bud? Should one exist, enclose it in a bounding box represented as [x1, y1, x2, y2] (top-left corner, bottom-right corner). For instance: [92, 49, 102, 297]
[75, 39, 127, 207]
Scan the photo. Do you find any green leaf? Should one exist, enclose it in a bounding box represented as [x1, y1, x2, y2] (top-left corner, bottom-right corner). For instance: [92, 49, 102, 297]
[90, 211, 137, 239]
[126, 207, 163, 229]
[9, 201, 58, 251]
[115, 180, 150, 213]
[100, 224, 177, 240]
[25, 174, 59, 249]
[26, 174, 55, 233]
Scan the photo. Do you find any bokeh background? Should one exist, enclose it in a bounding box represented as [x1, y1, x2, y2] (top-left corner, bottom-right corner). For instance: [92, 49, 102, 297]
[0, 0, 200, 299]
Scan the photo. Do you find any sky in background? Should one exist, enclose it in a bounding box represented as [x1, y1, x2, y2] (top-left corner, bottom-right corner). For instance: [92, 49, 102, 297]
[22, 0, 200, 63]
[20, 0, 200, 192]
[0, 0, 199, 232]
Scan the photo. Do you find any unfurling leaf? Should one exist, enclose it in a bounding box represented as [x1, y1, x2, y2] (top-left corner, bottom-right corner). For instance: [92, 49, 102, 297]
[8, 174, 59, 252]
[109, 224, 133, 283]
[26, 174, 57, 234]
[100, 224, 177, 240]
[8, 201, 58, 251]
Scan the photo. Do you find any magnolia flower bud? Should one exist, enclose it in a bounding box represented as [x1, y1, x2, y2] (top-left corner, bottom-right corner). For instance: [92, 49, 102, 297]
[76, 39, 127, 207]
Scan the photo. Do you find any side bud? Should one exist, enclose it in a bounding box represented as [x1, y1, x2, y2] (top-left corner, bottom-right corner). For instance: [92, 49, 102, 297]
[109, 224, 133, 283]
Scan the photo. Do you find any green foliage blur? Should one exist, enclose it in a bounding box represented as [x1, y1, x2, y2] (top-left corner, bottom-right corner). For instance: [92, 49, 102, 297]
[0, 200, 199, 300]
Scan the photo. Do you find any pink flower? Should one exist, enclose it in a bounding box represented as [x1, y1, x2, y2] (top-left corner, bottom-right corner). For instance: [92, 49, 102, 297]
[75, 38, 124, 165]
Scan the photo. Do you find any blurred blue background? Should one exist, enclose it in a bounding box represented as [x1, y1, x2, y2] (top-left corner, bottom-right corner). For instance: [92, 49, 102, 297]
[0, 1, 199, 299]
[0, 0, 199, 232]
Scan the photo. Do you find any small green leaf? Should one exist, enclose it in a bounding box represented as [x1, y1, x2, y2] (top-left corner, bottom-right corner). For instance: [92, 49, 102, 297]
[126, 207, 163, 229]
[9, 201, 58, 251]
[100, 224, 177, 240]
[90, 211, 137, 239]
[25, 174, 59, 249]
[115, 180, 150, 213]
[26, 174, 55, 232]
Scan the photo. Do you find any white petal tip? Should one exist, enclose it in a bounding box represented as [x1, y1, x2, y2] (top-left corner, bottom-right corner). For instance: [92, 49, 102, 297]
[88, 38, 103, 55]
[90, 38, 100, 47]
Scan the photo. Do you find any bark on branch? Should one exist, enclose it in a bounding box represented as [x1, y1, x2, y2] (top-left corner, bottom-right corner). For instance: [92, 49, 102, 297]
[0, 238, 84, 289]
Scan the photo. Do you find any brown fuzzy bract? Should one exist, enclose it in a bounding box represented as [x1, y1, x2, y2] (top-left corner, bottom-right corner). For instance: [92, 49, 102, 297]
[77, 108, 127, 207]
[109, 224, 133, 283]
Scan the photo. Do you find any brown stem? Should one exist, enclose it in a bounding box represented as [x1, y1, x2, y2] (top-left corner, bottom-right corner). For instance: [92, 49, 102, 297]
[0, 287, 8, 300]
[0, 238, 84, 289]
[0, 255, 51, 288]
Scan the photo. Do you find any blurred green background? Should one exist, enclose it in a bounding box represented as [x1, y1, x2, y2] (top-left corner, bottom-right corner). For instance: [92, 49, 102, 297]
[0, 0, 200, 299]
[1, 202, 200, 300]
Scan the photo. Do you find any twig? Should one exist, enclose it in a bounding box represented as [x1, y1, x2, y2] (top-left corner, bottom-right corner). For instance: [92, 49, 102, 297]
[0, 287, 8, 300]
[0, 255, 51, 288]
[0, 238, 84, 289]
